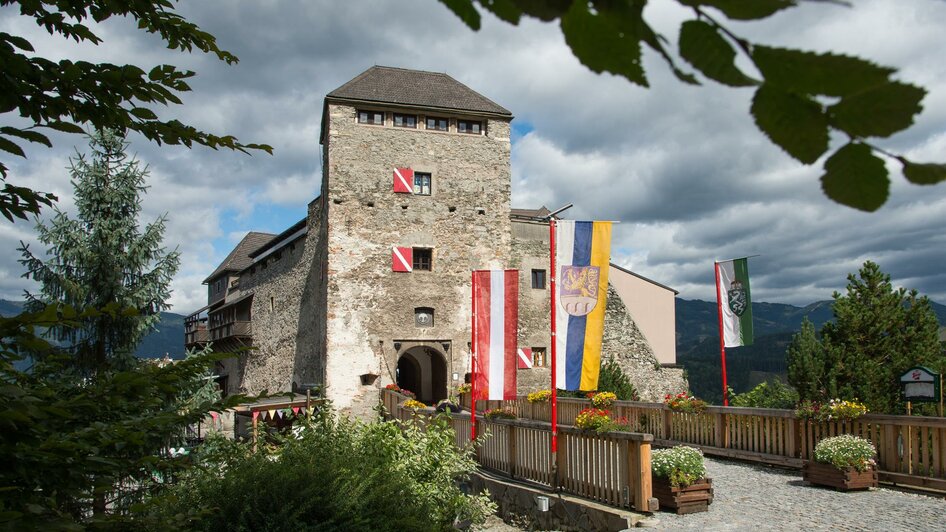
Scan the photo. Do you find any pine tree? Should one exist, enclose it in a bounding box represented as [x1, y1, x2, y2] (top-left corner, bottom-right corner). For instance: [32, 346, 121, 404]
[19, 130, 180, 374]
[786, 317, 827, 402]
[820, 261, 942, 414]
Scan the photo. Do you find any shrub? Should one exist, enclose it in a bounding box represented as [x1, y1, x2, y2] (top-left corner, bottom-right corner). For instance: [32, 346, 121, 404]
[157, 412, 495, 531]
[574, 408, 611, 431]
[589, 391, 617, 408]
[483, 407, 517, 420]
[596, 358, 639, 401]
[651, 446, 707, 488]
[664, 392, 707, 413]
[813, 435, 877, 472]
[527, 389, 552, 403]
[730, 379, 799, 409]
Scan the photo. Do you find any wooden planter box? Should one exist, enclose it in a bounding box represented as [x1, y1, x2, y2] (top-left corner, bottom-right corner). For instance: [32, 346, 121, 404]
[802, 460, 877, 491]
[652, 477, 713, 514]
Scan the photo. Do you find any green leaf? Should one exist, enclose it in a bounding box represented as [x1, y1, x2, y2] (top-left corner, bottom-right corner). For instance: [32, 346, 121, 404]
[43, 121, 85, 134]
[509, 0, 573, 22]
[829, 82, 925, 138]
[0, 127, 52, 147]
[0, 136, 25, 157]
[898, 158, 946, 185]
[438, 0, 481, 30]
[476, 0, 521, 24]
[753, 46, 894, 96]
[1, 32, 34, 51]
[821, 143, 889, 212]
[678, 20, 755, 87]
[560, 1, 647, 86]
[751, 84, 828, 164]
[681, 0, 796, 20]
[130, 107, 158, 120]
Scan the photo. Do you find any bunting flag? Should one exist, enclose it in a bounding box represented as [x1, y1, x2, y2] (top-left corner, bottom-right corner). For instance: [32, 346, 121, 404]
[554, 221, 612, 391]
[292, 407, 300, 415]
[716, 257, 754, 347]
[472, 270, 518, 400]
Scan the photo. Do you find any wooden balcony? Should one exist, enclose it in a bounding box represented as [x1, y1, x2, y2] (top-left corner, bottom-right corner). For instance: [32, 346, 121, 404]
[185, 327, 209, 346]
[210, 320, 252, 341]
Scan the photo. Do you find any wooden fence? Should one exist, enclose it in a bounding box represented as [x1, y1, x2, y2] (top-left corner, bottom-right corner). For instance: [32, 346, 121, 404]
[383, 389, 657, 512]
[459, 394, 946, 492]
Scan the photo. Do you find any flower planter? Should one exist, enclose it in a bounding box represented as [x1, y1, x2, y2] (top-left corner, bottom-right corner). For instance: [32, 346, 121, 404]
[802, 460, 877, 491]
[652, 477, 713, 514]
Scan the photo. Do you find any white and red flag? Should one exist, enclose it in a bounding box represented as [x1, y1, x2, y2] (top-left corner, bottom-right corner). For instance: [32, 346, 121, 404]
[472, 270, 518, 401]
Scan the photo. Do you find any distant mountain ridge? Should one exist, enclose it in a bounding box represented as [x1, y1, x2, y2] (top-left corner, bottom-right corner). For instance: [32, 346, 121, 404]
[0, 299, 186, 359]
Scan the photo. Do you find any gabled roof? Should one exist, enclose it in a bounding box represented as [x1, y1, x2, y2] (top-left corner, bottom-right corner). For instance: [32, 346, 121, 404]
[326, 66, 512, 117]
[510, 206, 552, 220]
[203, 232, 276, 284]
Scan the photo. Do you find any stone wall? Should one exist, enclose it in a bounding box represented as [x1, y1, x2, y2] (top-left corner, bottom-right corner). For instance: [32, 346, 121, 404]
[322, 103, 513, 416]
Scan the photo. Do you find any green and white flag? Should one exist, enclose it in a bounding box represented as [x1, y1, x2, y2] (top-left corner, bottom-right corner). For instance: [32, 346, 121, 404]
[716, 258, 753, 347]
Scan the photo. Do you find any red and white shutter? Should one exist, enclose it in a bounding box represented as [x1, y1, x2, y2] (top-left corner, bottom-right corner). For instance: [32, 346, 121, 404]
[472, 270, 519, 400]
[391, 246, 413, 272]
[393, 167, 414, 194]
[517, 348, 533, 369]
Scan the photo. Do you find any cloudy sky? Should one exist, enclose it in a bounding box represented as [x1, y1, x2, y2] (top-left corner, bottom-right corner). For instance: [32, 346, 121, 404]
[2, 0, 945, 314]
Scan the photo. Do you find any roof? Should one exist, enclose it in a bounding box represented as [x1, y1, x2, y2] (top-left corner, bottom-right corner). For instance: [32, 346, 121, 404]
[248, 217, 307, 260]
[609, 262, 679, 295]
[510, 206, 552, 220]
[203, 232, 275, 283]
[325, 66, 512, 117]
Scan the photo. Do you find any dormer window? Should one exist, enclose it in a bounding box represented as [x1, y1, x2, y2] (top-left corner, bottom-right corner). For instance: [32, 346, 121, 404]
[426, 116, 448, 131]
[394, 113, 417, 128]
[457, 120, 482, 134]
[357, 110, 384, 125]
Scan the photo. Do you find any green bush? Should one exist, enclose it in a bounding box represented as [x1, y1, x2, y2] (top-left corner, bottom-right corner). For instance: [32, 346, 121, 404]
[730, 379, 799, 409]
[813, 435, 877, 472]
[651, 446, 706, 488]
[156, 411, 495, 531]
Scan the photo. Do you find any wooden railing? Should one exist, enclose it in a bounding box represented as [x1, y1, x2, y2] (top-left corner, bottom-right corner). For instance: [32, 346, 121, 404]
[209, 320, 252, 341]
[462, 394, 946, 492]
[383, 389, 657, 512]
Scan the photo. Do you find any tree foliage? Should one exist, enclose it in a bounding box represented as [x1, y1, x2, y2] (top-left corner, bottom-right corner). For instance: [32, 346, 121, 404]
[786, 317, 826, 402]
[19, 129, 180, 374]
[437, 0, 946, 211]
[0, 0, 272, 221]
[597, 357, 638, 401]
[730, 378, 798, 409]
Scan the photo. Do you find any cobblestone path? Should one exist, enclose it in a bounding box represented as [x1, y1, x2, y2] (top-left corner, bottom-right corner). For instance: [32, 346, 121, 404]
[648, 457, 946, 531]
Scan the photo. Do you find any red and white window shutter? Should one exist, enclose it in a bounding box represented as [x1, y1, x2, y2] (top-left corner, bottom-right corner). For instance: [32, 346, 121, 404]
[392, 246, 413, 272]
[393, 167, 414, 194]
[517, 348, 533, 369]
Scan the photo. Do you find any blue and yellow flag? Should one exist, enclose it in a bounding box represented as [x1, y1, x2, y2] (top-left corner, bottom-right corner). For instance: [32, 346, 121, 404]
[554, 221, 612, 391]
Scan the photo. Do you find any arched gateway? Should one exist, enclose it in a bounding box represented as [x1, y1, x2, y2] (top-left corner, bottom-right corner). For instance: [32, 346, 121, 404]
[396, 345, 448, 405]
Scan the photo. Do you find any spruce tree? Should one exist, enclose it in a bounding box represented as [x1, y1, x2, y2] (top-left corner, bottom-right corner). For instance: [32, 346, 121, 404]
[820, 261, 942, 414]
[19, 130, 180, 374]
[786, 317, 827, 402]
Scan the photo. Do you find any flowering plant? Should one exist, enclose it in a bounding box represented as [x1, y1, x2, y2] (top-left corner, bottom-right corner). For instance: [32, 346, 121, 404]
[483, 407, 517, 420]
[652, 446, 706, 488]
[664, 392, 706, 413]
[589, 391, 617, 408]
[574, 408, 611, 431]
[456, 383, 472, 394]
[813, 435, 877, 472]
[796, 399, 867, 422]
[527, 389, 552, 403]
[402, 399, 426, 410]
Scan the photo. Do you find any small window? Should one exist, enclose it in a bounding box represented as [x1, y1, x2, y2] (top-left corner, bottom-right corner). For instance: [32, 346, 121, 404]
[532, 347, 547, 368]
[394, 113, 417, 128]
[357, 110, 384, 125]
[414, 172, 431, 195]
[426, 116, 448, 131]
[531, 269, 546, 289]
[413, 248, 432, 271]
[415, 307, 434, 327]
[457, 120, 482, 134]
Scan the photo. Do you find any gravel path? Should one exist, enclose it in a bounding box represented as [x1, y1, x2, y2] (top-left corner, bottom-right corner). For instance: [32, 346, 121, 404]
[648, 458, 946, 531]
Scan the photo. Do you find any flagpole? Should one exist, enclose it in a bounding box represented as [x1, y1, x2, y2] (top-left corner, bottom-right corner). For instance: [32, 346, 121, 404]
[714, 261, 730, 406]
[549, 219, 559, 462]
[470, 271, 477, 441]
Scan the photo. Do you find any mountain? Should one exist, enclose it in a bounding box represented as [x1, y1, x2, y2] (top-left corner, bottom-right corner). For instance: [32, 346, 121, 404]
[676, 298, 946, 404]
[0, 300, 186, 360]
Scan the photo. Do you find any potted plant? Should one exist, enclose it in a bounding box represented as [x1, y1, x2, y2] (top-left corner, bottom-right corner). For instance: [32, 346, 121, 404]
[574, 408, 612, 432]
[664, 392, 707, 414]
[803, 434, 878, 491]
[589, 391, 617, 408]
[525, 389, 553, 421]
[527, 389, 552, 403]
[483, 407, 517, 420]
[651, 446, 713, 514]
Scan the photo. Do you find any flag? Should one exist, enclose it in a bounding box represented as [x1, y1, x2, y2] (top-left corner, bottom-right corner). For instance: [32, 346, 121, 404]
[554, 221, 612, 391]
[716, 258, 754, 347]
[517, 348, 533, 369]
[473, 270, 518, 400]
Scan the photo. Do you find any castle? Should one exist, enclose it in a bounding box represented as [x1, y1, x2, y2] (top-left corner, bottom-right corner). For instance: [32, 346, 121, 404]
[184, 66, 686, 419]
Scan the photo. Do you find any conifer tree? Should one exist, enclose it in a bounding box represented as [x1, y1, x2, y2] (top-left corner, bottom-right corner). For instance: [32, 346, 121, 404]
[786, 317, 827, 401]
[19, 129, 180, 374]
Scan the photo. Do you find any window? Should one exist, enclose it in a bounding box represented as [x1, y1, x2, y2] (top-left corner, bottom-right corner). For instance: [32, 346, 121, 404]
[532, 347, 547, 368]
[413, 248, 432, 271]
[357, 110, 384, 125]
[457, 119, 482, 134]
[415, 307, 434, 327]
[426, 116, 448, 131]
[393, 113, 417, 128]
[414, 172, 431, 195]
[531, 269, 546, 289]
